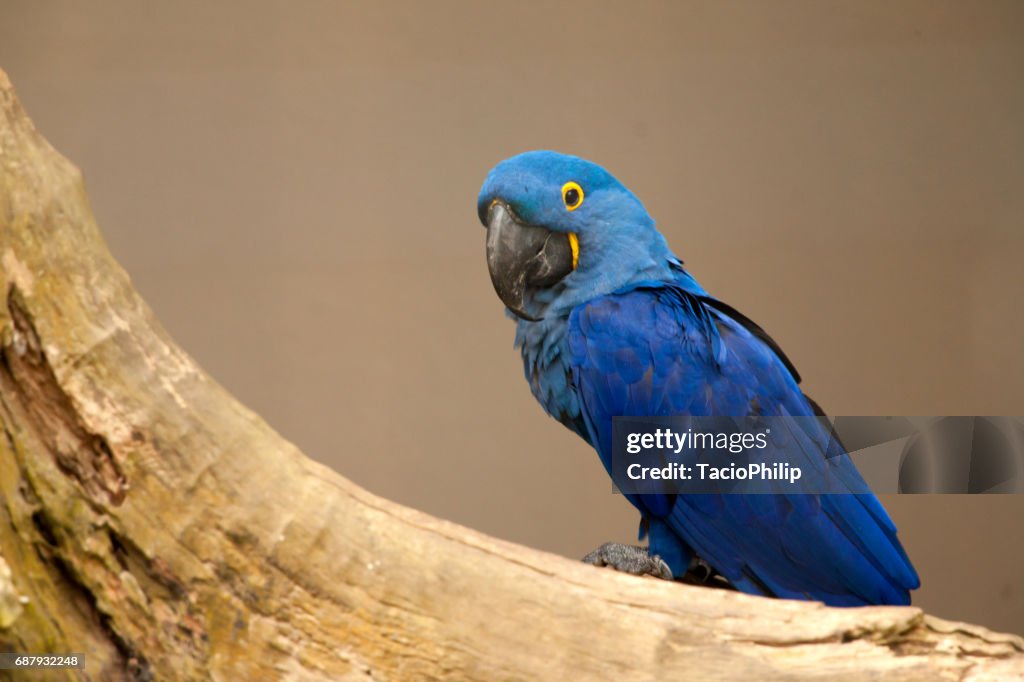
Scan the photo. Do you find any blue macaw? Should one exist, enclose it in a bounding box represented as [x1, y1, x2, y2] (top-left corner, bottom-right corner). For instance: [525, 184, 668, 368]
[477, 151, 919, 606]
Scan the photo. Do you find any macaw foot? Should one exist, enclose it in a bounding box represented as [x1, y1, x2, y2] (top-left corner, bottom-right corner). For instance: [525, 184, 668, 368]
[686, 556, 715, 582]
[581, 542, 673, 580]
[681, 556, 736, 591]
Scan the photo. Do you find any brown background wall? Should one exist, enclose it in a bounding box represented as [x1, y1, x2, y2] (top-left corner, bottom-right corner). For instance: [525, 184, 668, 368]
[2, 1, 1022, 634]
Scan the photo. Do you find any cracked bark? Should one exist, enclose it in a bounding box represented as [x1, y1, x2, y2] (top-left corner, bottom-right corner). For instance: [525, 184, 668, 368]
[0, 68, 1021, 682]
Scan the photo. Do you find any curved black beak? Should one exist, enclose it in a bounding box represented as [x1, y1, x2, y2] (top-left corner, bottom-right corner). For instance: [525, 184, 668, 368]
[484, 201, 575, 321]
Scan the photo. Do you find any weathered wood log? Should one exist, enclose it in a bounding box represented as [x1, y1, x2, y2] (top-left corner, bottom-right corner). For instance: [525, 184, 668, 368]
[0, 68, 1021, 681]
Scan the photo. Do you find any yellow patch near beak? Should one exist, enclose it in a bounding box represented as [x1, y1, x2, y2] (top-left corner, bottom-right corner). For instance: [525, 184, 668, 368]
[568, 232, 579, 270]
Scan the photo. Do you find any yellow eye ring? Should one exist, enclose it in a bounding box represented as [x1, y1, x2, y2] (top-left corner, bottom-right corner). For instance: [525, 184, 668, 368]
[561, 181, 584, 211]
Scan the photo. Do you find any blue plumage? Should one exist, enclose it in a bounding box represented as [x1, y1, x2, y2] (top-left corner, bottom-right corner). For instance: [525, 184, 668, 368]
[478, 151, 919, 606]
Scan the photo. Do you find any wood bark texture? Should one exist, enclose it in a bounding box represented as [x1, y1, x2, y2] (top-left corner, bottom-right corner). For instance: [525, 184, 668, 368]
[0, 69, 1021, 681]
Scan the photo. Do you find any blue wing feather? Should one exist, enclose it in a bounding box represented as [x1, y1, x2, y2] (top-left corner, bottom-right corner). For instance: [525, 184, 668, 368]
[567, 284, 920, 606]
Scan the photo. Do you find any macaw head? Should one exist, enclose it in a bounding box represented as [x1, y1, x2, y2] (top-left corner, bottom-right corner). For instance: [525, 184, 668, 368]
[477, 150, 677, 321]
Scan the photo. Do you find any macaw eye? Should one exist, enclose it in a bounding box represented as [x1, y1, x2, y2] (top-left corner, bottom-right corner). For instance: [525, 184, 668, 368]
[561, 181, 584, 211]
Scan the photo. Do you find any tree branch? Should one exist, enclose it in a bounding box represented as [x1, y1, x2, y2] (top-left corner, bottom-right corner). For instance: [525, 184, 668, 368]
[0, 68, 1020, 681]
